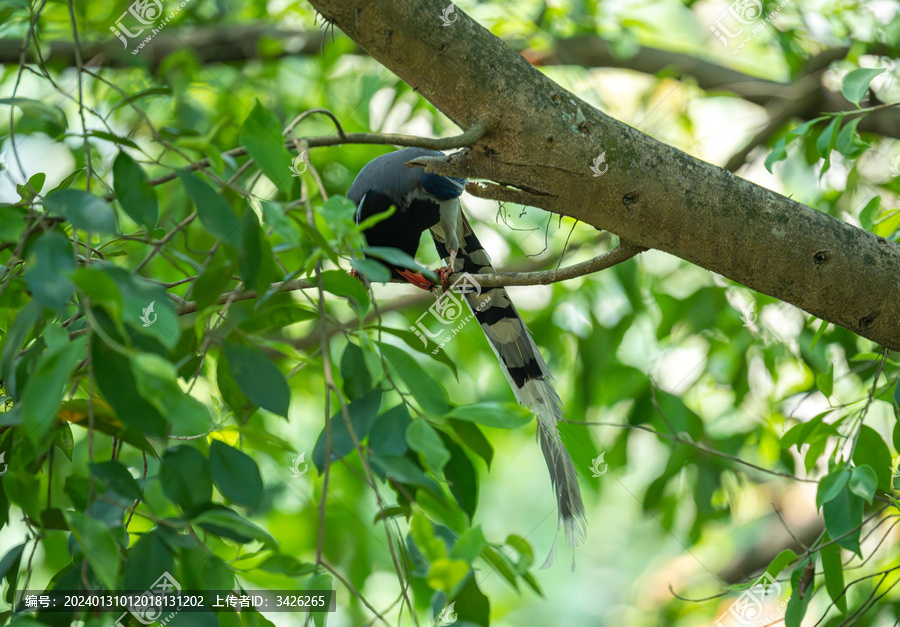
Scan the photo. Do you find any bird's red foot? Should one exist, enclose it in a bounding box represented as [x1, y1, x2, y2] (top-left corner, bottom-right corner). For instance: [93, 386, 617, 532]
[397, 269, 435, 292]
[436, 265, 454, 291]
[349, 268, 361, 280]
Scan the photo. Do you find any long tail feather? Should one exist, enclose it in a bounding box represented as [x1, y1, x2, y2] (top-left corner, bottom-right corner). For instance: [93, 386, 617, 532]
[431, 212, 587, 566]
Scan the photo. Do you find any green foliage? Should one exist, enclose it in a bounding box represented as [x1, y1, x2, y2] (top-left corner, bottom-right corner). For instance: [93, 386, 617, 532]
[0, 2, 898, 626]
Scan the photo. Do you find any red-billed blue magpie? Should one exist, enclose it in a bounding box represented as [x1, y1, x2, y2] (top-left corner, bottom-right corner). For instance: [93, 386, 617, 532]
[349, 148, 587, 567]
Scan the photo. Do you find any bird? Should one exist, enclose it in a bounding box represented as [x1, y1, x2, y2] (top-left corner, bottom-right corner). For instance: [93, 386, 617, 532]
[348, 147, 587, 568]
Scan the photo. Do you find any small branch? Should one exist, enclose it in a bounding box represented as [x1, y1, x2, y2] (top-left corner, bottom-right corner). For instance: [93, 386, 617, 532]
[112, 125, 488, 200]
[723, 76, 821, 172]
[174, 244, 642, 315]
[447, 243, 646, 287]
[464, 181, 551, 207]
[569, 419, 816, 483]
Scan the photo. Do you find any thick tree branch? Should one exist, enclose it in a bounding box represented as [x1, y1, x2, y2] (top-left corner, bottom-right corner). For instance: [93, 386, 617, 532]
[0, 25, 326, 69]
[308, 0, 900, 349]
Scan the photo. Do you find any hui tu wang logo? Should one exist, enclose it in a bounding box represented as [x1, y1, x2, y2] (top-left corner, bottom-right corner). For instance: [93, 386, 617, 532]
[590, 151, 608, 177]
[440, 4, 458, 26]
[114, 571, 183, 627]
[140, 301, 157, 327]
[0, 451, 8, 477]
[890, 153, 900, 178]
[111, 0, 194, 55]
[741, 302, 757, 327]
[290, 452, 309, 477]
[0, 151, 7, 176]
[715, 572, 785, 626]
[589, 452, 607, 477]
[410, 273, 491, 354]
[289, 150, 309, 177]
[436, 601, 457, 626]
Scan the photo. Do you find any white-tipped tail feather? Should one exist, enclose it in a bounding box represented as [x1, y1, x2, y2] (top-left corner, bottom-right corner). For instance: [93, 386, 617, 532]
[431, 212, 588, 569]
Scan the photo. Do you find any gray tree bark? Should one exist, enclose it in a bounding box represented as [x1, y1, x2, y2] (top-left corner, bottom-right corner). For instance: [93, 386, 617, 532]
[308, 0, 900, 350]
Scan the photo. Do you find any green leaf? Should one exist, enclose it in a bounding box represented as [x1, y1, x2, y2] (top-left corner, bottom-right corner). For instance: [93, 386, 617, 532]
[848, 465, 877, 504]
[480, 544, 519, 592]
[320, 269, 370, 315]
[223, 340, 290, 418]
[20, 337, 83, 444]
[24, 231, 75, 310]
[369, 454, 441, 496]
[410, 511, 446, 561]
[22, 171, 46, 194]
[406, 419, 451, 475]
[841, 67, 885, 105]
[122, 530, 173, 590]
[369, 404, 411, 457]
[816, 363, 833, 398]
[0, 543, 25, 598]
[178, 170, 241, 247]
[764, 549, 798, 579]
[450, 526, 485, 564]
[131, 353, 211, 437]
[257, 554, 316, 576]
[448, 419, 493, 468]
[238, 303, 316, 334]
[859, 196, 881, 231]
[73, 266, 123, 322]
[112, 152, 159, 229]
[312, 389, 382, 471]
[160, 446, 212, 513]
[192, 254, 234, 311]
[852, 425, 892, 492]
[340, 341, 372, 401]
[441, 433, 479, 520]
[893, 376, 900, 420]
[835, 116, 868, 159]
[350, 257, 392, 283]
[44, 189, 118, 234]
[217, 350, 257, 419]
[764, 136, 788, 173]
[91, 334, 167, 436]
[427, 558, 469, 595]
[100, 265, 180, 348]
[376, 342, 449, 415]
[238, 208, 276, 291]
[377, 326, 459, 379]
[110, 86, 173, 112]
[306, 573, 333, 627]
[821, 535, 847, 614]
[817, 466, 850, 508]
[445, 402, 532, 430]
[363, 246, 438, 283]
[239, 100, 294, 192]
[452, 573, 491, 627]
[822, 484, 864, 556]
[0, 300, 41, 396]
[0, 97, 67, 138]
[84, 129, 139, 149]
[816, 115, 841, 160]
[194, 507, 276, 548]
[90, 460, 142, 501]
[355, 205, 395, 231]
[0, 206, 26, 243]
[65, 511, 121, 591]
[209, 439, 264, 508]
